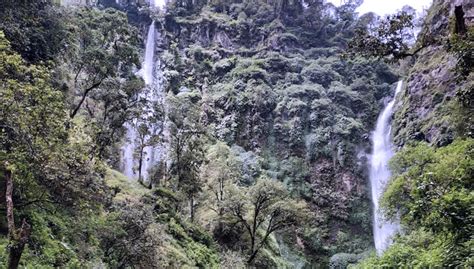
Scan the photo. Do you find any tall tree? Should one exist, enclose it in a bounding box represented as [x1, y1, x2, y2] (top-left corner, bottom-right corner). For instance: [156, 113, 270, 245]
[346, 10, 421, 61]
[67, 8, 141, 119]
[0, 30, 107, 268]
[0, 0, 69, 63]
[0, 31, 56, 268]
[89, 76, 145, 158]
[225, 178, 307, 264]
[168, 92, 207, 222]
[201, 142, 241, 217]
[134, 122, 161, 185]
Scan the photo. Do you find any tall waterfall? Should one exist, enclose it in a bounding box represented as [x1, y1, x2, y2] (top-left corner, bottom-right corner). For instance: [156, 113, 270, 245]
[150, 0, 166, 9]
[142, 22, 156, 85]
[121, 21, 167, 183]
[369, 81, 403, 254]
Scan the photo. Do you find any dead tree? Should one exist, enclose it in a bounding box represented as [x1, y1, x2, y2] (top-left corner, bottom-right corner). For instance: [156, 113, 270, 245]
[4, 163, 31, 269]
[454, 5, 467, 35]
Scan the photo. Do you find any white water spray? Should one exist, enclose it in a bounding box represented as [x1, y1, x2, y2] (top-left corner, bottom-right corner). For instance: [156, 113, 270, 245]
[142, 22, 156, 85]
[369, 81, 402, 254]
[150, 0, 166, 9]
[121, 20, 168, 183]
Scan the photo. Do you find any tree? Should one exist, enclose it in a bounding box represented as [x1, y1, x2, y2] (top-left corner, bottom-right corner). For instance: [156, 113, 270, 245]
[359, 139, 474, 268]
[0, 0, 69, 63]
[99, 199, 163, 268]
[225, 177, 307, 264]
[448, 11, 474, 79]
[201, 142, 242, 239]
[346, 10, 423, 61]
[336, 0, 363, 23]
[0, 31, 51, 267]
[0, 4, 143, 160]
[67, 8, 141, 119]
[134, 122, 160, 185]
[64, 7, 144, 160]
[383, 140, 473, 236]
[168, 92, 207, 222]
[201, 142, 241, 218]
[0, 30, 107, 268]
[89, 76, 145, 159]
[2, 163, 31, 269]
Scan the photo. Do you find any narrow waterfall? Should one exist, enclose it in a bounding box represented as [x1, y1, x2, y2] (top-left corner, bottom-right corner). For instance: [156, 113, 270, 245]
[369, 81, 403, 254]
[142, 22, 156, 85]
[151, 0, 166, 9]
[121, 21, 167, 183]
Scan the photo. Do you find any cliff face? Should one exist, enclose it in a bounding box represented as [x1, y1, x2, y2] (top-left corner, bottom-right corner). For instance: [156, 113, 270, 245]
[356, 1, 473, 267]
[393, 0, 473, 147]
[56, 0, 470, 267]
[0, 0, 471, 268]
[155, 1, 399, 266]
[58, 0, 97, 6]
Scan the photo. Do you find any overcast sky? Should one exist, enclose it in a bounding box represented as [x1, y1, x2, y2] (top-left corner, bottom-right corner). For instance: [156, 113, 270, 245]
[327, 0, 433, 16]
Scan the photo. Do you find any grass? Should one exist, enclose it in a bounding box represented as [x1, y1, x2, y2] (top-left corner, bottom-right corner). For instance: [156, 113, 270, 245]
[104, 168, 150, 200]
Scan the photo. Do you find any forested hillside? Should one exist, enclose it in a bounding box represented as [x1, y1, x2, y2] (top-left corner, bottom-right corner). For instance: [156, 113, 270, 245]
[0, 0, 472, 268]
[357, 0, 473, 267]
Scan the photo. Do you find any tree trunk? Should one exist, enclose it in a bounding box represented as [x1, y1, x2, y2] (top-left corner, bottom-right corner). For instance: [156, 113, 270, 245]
[250, 206, 258, 258]
[5, 166, 31, 269]
[190, 196, 194, 222]
[6, 168, 14, 236]
[247, 231, 272, 265]
[247, 250, 258, 265]
[454, 5, 467, 36]
[249, 233, 255, 261]
[70, 81, 102, 119]
[138, 145, 144, 184]
[8, 219, 30, 269]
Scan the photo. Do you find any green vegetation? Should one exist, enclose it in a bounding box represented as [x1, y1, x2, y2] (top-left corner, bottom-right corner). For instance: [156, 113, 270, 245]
[347, 8, 420, 61]
[224, 177, 308, 264]
[352, 1, 473, 267]
[356, 139, 473, 268]
[0, 0, 472, 268]
[159, 0, 400, 264]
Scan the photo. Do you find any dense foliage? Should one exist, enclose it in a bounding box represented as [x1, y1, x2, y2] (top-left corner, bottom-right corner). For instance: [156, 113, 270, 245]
[157, 0, 399, 265]
[0, 27, 107, 268]
[1, 0, 472, 268]
[346, 9, 420, 61]
[357, 139, 473, 268]
[354, 0, 474, 267]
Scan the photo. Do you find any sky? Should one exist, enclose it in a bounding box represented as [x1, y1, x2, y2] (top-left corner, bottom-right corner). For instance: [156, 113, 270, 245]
[327, 0, 433, 16]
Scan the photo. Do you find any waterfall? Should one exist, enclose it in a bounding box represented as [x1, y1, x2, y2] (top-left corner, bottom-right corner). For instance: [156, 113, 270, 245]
[369, 81, 403, 254]
[142, 22, 156, 85]
[150, 0, 166, 9]
[121, 21, 167, 183]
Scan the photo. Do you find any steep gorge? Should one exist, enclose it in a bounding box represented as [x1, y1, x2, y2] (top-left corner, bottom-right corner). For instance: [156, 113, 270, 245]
[0, 0, 472, 268]
[111, 0, 400, 266]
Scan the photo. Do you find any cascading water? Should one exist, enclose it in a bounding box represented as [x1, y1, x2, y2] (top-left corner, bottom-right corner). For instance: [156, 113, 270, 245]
[121, 16, 167, 182]
[150, 0, 166, 9]
[369, 81, 403, 254]
[121, 22, 156, 180]
[142, 22, 156, 85]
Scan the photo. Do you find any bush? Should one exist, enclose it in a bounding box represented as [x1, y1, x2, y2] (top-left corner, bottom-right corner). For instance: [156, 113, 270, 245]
[329, 253, 358, 269]
[231, 60, 268, 82]
[301, 62, 341, 88]
[358, 139, 474, 268]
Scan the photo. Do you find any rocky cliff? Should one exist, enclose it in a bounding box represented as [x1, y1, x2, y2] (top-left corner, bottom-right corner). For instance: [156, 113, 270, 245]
[393, 0, 473, 147]
[152, 1, 399, 266]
